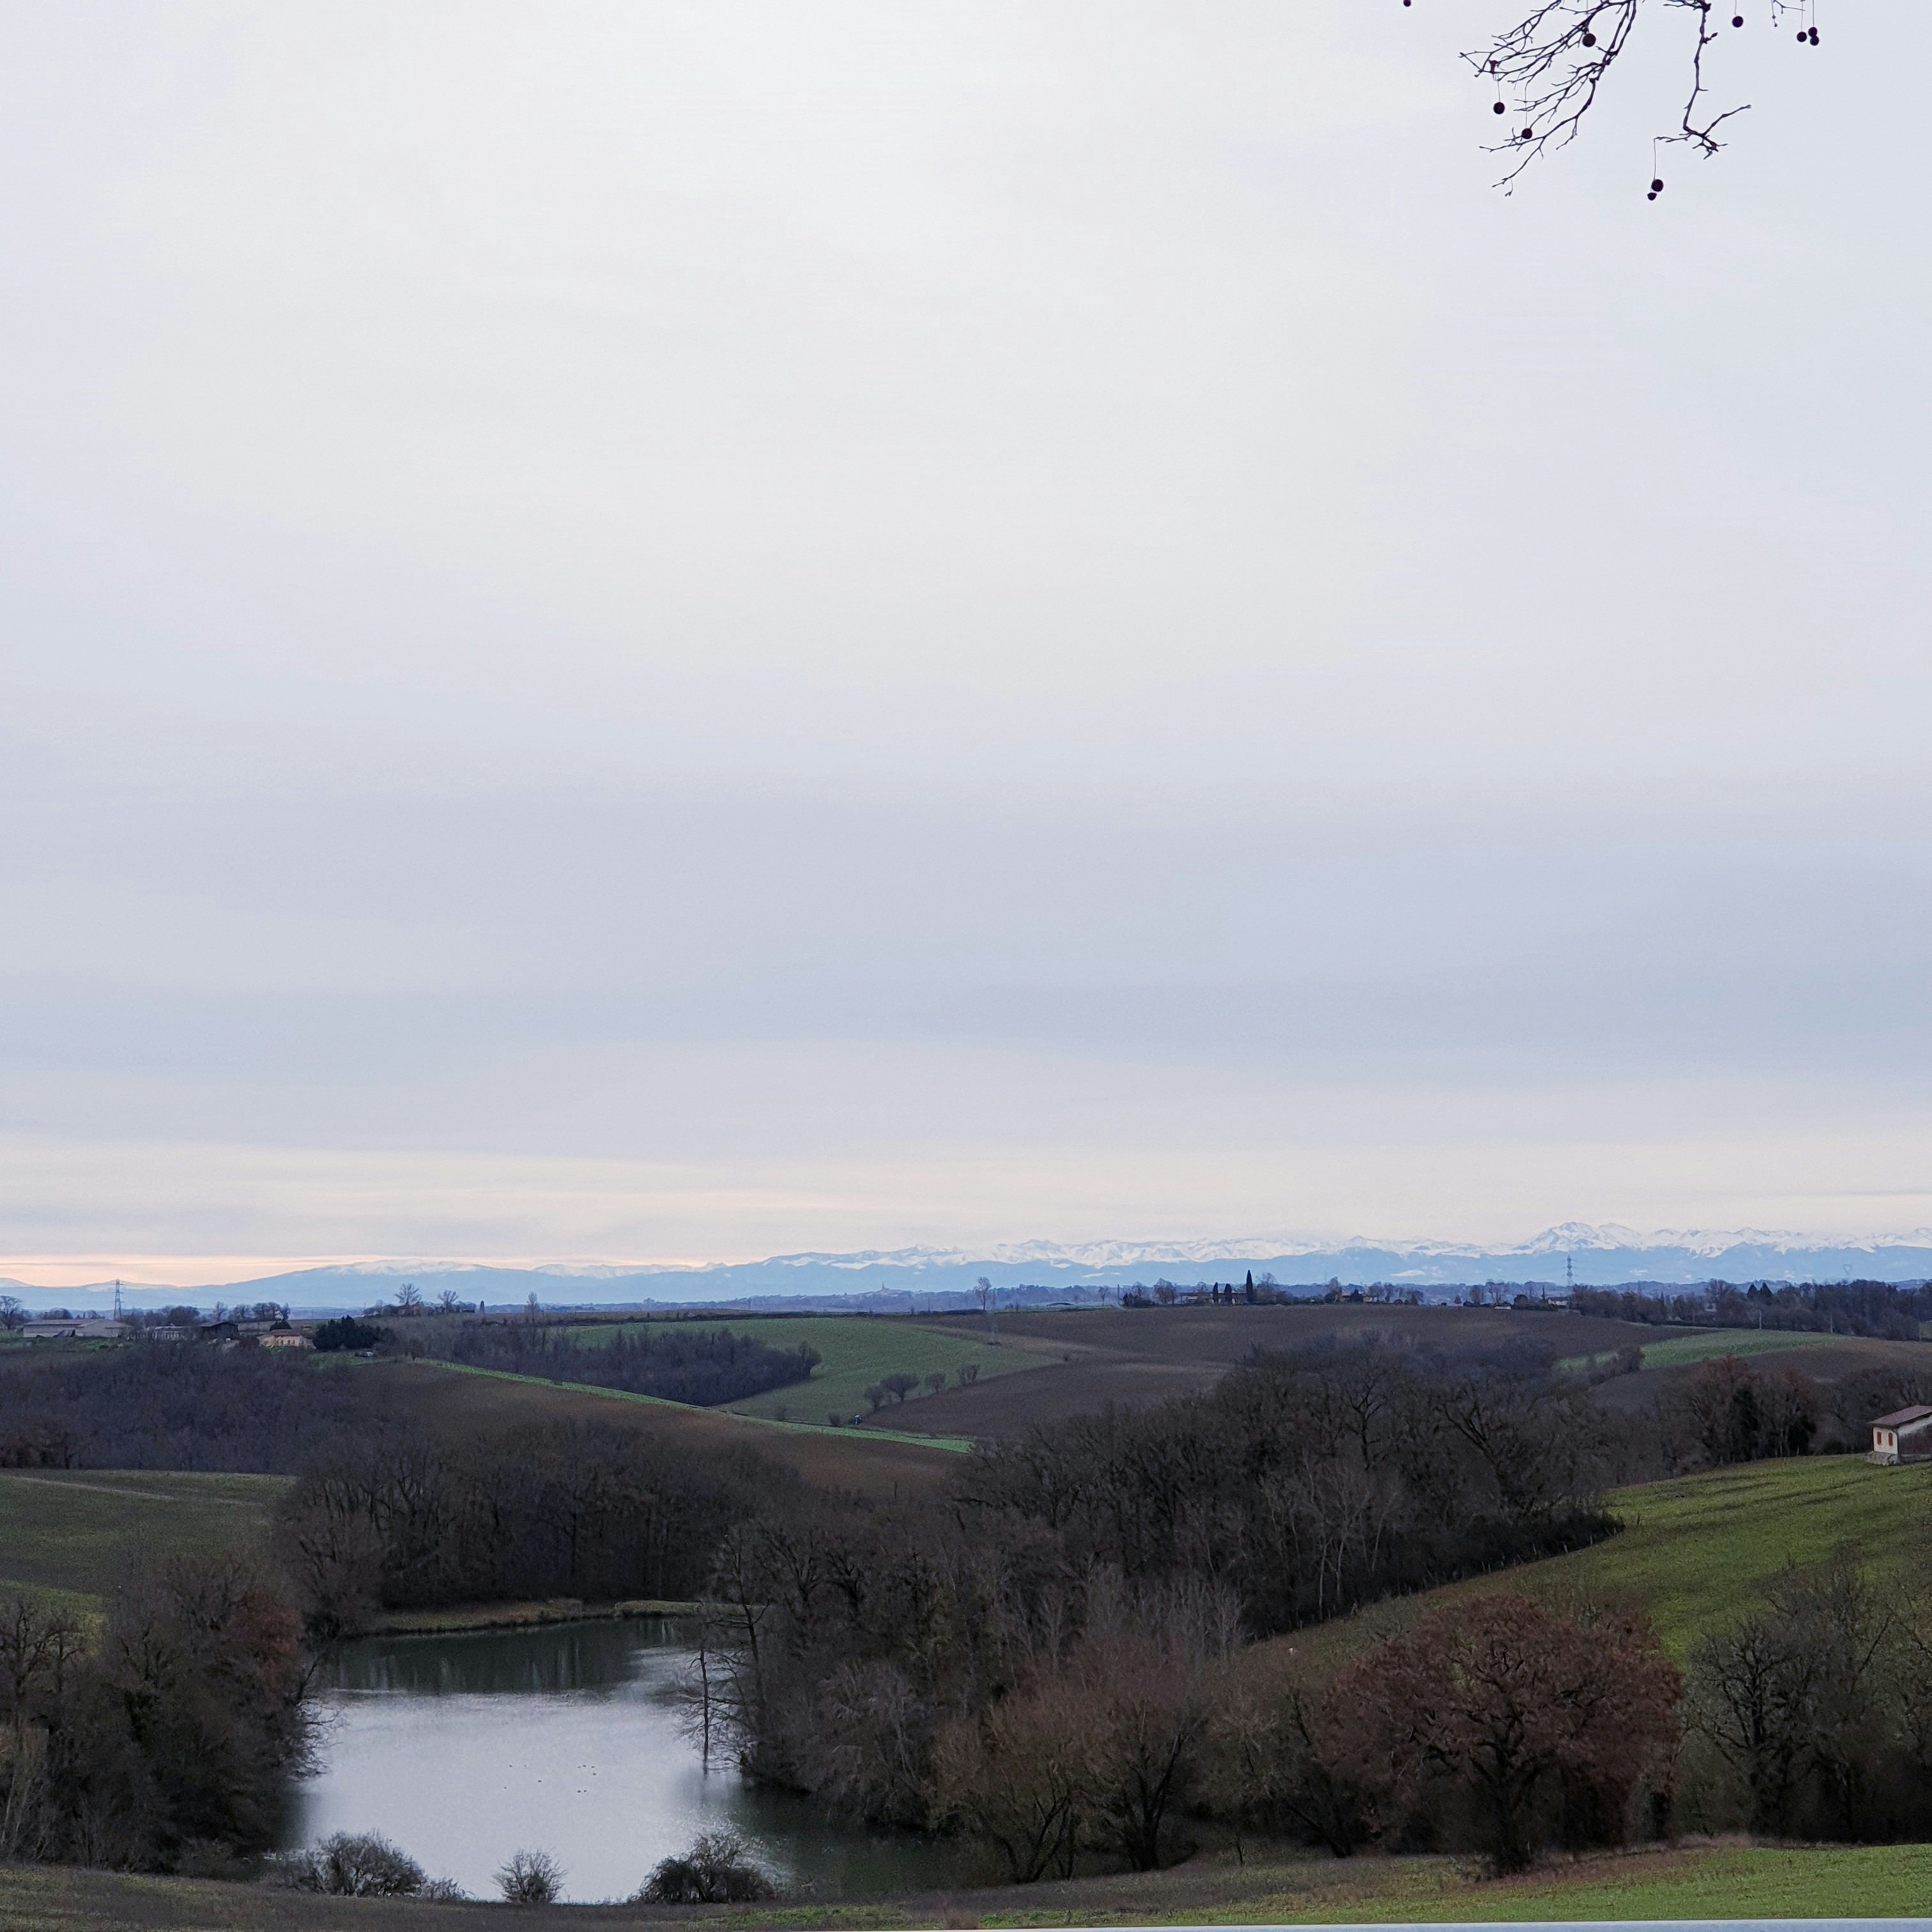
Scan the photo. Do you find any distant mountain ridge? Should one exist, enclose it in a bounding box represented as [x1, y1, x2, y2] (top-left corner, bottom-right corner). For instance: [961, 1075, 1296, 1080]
[10, 1224, 1932, 1310]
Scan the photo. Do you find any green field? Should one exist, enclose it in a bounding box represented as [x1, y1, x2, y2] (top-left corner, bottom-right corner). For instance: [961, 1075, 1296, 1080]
[574, 1315, 1050, 1427]
[1561, 1326, 1882, 1374]
[0, 1469, 288, 1618]
[1637, 1326, 1878, 1368]
[1298, 1454, 1932, 1666]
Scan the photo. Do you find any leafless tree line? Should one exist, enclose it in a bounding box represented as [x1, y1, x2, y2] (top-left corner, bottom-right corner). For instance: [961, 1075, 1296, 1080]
[1575, 1280, 1929, 1342]
[391, 1317, 820, 1406]
[277, 1416, 792, 1634]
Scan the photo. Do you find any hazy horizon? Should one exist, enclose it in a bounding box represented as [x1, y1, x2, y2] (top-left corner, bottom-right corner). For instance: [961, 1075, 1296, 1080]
[13, 1221, 1932, 1295]
[6, 5, 1927, 1280]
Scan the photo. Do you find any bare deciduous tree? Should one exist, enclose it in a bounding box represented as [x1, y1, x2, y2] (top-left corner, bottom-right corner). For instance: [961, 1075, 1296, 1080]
[1329, 1593, 1680, 1872]
[495, 1847, 564, 1905]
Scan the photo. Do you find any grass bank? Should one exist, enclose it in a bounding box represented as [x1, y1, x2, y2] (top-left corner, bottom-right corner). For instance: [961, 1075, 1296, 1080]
[0, 1468, 288, 1618]
[4, 1839, 1931, 1928]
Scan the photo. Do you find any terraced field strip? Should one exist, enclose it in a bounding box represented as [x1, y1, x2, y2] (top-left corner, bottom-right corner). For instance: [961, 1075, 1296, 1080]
[0, 1468, 288, 1616]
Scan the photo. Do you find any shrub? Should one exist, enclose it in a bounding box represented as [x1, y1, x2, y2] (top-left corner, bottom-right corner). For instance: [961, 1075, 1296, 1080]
[312, 1317, 388, 1353]
[272, 1831, 427, 1896]
[634, 1829, 776, 1903]
[495, 1846, 565, 1903]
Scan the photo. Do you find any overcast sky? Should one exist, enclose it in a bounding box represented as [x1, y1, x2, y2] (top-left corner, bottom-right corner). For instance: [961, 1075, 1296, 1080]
[3, 3, 1927, 1285]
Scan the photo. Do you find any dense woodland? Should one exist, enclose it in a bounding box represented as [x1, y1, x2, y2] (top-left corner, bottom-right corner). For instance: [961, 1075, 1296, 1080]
[392, 1319, 821, 1406]
[0, 1344, 362, 1471]
[4, 1311, 1932, 1882]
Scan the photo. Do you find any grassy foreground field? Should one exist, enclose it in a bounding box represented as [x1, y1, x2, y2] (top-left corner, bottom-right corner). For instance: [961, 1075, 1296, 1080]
[1296, 1453, 1932, 1667]
[0, 1468, 288, 1618]
[4, 1840, 1931, 1928]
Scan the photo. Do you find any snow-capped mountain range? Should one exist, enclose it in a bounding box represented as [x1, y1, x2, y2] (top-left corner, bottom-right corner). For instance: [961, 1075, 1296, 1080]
[8, 1225, 1932, 1310]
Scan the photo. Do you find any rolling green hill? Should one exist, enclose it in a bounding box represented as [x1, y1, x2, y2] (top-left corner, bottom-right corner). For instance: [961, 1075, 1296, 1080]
[723, 1315, 1052, 1424]
[0, 1469, 288, 1618]
[1296, 1454, 1932, 1667]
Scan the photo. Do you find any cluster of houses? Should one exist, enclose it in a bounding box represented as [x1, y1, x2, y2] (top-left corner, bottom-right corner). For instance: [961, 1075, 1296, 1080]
[15, 1314, 314, 1349]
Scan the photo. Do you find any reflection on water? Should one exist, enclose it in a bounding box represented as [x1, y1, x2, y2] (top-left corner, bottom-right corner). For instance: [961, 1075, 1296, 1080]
[293, 1618, 960, 1905]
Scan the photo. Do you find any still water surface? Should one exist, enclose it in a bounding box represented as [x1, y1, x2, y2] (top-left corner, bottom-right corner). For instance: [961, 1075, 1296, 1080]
[292, 1618, 958, 1904]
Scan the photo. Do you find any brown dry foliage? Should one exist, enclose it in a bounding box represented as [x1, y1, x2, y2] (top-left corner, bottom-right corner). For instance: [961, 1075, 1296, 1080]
[1326, 1592, 1680, 1871]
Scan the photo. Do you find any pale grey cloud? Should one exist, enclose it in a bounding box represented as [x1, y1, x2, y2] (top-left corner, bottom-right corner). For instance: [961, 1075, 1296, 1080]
[2, 2, 1926, 1275]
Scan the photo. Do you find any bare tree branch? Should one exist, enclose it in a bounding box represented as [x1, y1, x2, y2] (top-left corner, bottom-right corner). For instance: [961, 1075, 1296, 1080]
[1458, 0, 1817, 192]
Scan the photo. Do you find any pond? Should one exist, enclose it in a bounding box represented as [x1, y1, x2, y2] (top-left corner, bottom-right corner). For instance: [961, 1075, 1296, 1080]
[289, 1618, 962, 1905]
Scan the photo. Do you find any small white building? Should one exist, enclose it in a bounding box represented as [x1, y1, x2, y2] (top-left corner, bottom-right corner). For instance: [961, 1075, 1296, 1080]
[1870, 1404, 1932, 1464]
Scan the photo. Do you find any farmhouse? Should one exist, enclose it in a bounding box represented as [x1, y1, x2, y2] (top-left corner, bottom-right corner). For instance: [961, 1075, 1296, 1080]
[1869, 1405, 1932, 1464]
